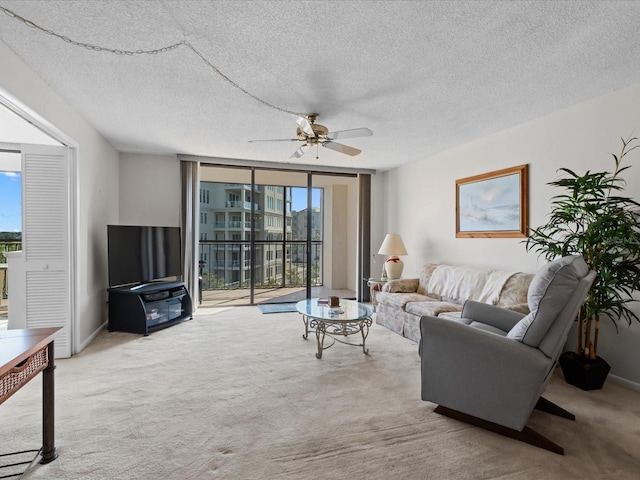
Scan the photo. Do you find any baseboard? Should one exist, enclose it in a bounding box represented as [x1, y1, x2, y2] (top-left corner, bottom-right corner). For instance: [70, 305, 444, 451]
[607, 373, 640, 392]
[77, 320, 108, 353]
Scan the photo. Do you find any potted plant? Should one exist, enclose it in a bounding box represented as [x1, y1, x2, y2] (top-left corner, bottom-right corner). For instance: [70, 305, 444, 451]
[525, 136, 640, 390]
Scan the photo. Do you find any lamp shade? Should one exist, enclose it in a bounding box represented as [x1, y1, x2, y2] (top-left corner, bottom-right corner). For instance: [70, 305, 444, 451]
[377, 234, 408, 256]
[378, 234, 408, 280]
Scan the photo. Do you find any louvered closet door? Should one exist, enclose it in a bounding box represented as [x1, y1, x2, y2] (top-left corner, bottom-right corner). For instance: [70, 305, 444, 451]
[22, 144, 71, 358]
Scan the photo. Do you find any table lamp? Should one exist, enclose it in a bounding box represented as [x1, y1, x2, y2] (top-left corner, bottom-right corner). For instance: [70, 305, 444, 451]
[377, 233, 408, 280]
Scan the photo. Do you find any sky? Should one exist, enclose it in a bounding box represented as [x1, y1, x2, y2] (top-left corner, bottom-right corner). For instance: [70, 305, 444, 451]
[0, 171, 21, 232]
[290, 187, 321, 212]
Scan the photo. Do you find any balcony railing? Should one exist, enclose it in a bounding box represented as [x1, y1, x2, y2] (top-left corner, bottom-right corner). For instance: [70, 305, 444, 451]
[1, 241, 21, 304]
[224, 184, 260, 193]
[213, 220, 262, 229]
[0, 241, 21, 264]
[224, 201, 261, 212]
[199, 240, 323, 290]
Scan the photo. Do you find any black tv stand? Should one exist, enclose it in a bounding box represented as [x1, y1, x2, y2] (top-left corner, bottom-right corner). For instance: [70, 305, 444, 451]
[108, 281, 193, 335]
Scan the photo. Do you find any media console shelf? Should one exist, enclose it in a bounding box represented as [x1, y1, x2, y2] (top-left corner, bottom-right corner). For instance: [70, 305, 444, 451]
[108, 281, 193, 335]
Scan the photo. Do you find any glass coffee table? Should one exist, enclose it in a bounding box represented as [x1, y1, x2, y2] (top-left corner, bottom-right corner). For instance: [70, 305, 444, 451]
[296, 298, 374, 359]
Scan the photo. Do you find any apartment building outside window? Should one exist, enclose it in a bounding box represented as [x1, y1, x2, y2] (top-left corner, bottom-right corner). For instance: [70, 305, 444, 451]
[198, 180, 324, 299]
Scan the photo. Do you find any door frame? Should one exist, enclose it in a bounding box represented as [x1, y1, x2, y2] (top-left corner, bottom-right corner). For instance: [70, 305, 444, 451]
[0, 89, 78, 355]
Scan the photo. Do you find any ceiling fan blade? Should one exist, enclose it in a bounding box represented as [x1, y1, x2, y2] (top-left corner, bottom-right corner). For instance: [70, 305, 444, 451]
[248, 138, 298, 143]
[326, 128, 373, 140]
[296, 116, 316, 137]
[322, 141, 362, 156]
[290, 145, 309, 159]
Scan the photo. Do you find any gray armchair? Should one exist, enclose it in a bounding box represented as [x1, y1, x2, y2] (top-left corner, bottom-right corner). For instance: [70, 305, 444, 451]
[419, 255, 596, 455]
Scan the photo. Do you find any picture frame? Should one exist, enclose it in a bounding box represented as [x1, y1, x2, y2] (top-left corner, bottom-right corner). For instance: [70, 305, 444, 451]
[456, 164, 528, 238]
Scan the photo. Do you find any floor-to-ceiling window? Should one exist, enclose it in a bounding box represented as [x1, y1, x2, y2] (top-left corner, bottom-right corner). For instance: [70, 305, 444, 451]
[196, 164, 358, 306]
[287, 186, 323, 290]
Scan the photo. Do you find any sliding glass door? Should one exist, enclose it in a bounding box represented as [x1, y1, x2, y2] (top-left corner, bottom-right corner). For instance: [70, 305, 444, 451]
[198, 166, 330, 306]
[286, 186, 323, 290]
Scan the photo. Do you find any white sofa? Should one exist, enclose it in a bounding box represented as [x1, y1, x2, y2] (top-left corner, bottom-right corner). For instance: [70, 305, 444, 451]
[375, 263, 533, 342]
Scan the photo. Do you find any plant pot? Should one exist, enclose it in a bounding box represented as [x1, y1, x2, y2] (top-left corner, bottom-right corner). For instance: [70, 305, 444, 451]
[559, 351, 611, 391]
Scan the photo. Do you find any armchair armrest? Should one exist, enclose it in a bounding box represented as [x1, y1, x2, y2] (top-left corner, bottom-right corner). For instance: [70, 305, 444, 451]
[383, 278, 419, 293]
[420, 314, 550, 431]
[461, 300, 525, 333]
[503, 303, 530, 315]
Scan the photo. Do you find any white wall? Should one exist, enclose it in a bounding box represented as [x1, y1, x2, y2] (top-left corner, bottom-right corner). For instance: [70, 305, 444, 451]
[310, 174, 358, 292]
[0, 40, 120, 350]
[118, 153, 182, 226]
[380, 82, 640, 387]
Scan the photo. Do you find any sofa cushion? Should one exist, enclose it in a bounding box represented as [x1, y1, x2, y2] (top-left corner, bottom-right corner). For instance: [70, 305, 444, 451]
[416, 264, 440, 296]
[507, 256, 589, 347]
[495, 272, 534, 310]
[438, 311, 463, 321]
[384, 278, 420, 293]
[503, 303, 531, 315]
[426, 265, 517, 305]
[376, 292, 436, 309]
[405, 301, 462, 318]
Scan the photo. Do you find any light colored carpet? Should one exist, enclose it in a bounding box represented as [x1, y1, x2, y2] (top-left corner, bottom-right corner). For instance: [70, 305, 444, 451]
[1, 307, 639, 479]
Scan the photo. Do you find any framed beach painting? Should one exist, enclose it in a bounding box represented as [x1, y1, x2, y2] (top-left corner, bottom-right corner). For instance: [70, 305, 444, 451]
[456, 164, 528, 238]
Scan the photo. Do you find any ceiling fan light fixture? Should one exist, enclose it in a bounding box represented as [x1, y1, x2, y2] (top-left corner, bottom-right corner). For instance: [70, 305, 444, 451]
[249, 113, 372, 160]
[296, 115, 317, 137]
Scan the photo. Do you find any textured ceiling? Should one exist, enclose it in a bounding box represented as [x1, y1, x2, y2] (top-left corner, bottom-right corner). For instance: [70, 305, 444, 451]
[2, 1, 640, 171]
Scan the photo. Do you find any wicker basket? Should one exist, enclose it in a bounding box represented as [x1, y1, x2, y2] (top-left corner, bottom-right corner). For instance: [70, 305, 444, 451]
[0, 346, 48, 405]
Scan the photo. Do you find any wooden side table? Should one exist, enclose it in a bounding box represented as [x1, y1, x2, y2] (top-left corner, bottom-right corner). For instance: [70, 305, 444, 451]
[1, 327, 62, 469]
[366, 278, 387, 311]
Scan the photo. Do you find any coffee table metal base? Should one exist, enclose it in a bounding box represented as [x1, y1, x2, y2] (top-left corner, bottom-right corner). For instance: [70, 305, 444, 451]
[301, 314, 373, 359]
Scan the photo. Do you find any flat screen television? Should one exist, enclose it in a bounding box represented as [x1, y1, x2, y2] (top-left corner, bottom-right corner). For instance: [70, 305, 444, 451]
[108, 225, 182, 287]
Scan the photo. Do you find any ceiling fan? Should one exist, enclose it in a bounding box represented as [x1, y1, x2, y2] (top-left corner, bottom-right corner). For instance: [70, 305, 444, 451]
[248, 114, 373, 159]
